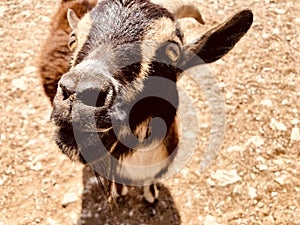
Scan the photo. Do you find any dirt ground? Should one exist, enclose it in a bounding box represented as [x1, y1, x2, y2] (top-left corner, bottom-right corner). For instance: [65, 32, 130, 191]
[1, 0, 299, 224]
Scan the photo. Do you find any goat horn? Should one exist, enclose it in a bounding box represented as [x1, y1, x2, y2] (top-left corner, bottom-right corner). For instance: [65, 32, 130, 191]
[151, 0, 205, 24]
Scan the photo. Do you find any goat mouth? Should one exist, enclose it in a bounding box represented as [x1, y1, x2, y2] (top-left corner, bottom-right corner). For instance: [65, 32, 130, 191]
[55, 127, 113, 163]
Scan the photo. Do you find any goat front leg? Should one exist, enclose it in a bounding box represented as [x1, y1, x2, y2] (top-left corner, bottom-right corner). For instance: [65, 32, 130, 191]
[111, 182, 129, 197]
[143, 184, 158, 204]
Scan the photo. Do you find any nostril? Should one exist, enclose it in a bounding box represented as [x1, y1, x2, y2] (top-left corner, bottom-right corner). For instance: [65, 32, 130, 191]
[77, 88, 108, 107]
[60, 83, 75, 101]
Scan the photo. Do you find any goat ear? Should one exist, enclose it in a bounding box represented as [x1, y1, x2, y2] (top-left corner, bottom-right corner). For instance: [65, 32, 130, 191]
[67, 9, 80, 30]
[181, 10, 253, 69]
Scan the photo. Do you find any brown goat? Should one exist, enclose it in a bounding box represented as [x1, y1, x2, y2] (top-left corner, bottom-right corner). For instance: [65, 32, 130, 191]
[39, 0, 253, 203]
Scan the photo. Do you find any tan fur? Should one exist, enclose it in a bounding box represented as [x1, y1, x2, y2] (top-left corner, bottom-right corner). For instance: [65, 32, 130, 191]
[143, 17, 181, 44]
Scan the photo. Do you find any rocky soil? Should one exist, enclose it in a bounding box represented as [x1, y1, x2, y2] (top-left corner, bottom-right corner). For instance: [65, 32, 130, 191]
[1, 0, 299, 224]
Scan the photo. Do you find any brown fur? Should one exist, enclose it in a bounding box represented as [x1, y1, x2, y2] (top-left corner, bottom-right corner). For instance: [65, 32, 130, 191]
[39, 0, 97, 103]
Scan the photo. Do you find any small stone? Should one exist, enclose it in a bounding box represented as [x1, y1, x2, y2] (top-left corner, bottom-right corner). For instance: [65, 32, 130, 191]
[61, 193, 78, 207]
[275, 8, 286, 14]
[0, 134, 5, 141]
[263, 215, 275, 224]
[292, 119, 299, 125]
[246, 136, 264, 147]
[270, 118, 287, 131]
[0, 6, 6, 17]
[181, 168, 189, 177]
[198, 216, 204, 221]
[23, 66, 37, 75]
[258, 164, 268, 171]
[152, 208, 156, 215]
[12, 78, 27, 91]
[272, 28, 280, 35]
[30, 162, 43, 171]
[129, 210, 134, 217]
[248, 186, 257, 199]
[275, 175, 287, 185]
[281, 99, 288, 105]
[233, 185, 243, 195]
[291, 127, 300, 141]
[204, 215, 216, 225]
[206, 178, 216, 187]
[256, 156, 266, 163]
[227, 146, 243, 152]
[260, 99, 273, 107]
[271, 192, 278, 197]
[204, 215, 220, 225]
[262, 32, 270, 39]
[211, 169, 241, 187]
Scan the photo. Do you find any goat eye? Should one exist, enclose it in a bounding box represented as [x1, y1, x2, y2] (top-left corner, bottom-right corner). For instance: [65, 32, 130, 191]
[165, 43, 181, 62]
[68, 32, 77, 51]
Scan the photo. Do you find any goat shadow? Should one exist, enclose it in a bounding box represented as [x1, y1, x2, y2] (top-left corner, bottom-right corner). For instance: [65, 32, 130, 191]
[77, 166, 182, 225]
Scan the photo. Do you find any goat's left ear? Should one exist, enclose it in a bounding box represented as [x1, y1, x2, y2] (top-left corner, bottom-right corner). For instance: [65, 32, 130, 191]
[181, 10, 253, 69]
[67, 9, 80, 30]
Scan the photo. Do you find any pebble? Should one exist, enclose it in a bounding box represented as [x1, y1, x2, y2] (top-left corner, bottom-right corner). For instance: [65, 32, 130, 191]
[206, 178, 216, 187]
[61, 192, 78, 207]
[272, 28, 280, 35]
[270, 118, 287, 131]
[0, 6, 6, 17]
[211, 169, 241, 187]
[246, 136, 264, 147]
[152, 208, 156, 215]
[204, 215, 218, 225]
[275, 175, 288, 185]
[226, 145, 243, 152]
[46, 218, 57, 225]
[256, 156, 266, 163]
[291, 127, 300, 141]
[0, 134, 6, 141]
[129, 210, 134, 217]
[275, 8, 287, 14]
[12, 78, 27, 91]
[30, 162, 43, 171]
[233, 185, 243, 195]
[260, 99, 273, 107]
[258, 164, 268, 171]
[292, 119, 299, 125]
[23, 66, 37, 75]
[248, 186, 257, 199]
[281, 99, 289, 105]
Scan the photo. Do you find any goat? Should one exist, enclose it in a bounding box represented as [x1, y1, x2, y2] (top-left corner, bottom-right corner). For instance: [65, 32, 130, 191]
[39, 0, 253, 203]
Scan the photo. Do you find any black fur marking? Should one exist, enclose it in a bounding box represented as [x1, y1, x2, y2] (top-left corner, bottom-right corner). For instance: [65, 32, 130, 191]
[150, 184, 156, 197]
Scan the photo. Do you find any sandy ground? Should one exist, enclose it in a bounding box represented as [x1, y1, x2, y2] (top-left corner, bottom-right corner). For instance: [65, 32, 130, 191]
[1, 0, 299, 224]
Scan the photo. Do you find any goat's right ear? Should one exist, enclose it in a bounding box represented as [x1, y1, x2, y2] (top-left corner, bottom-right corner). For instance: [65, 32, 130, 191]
[181, 10, 253, 69]
[67, 9, 80, 30]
